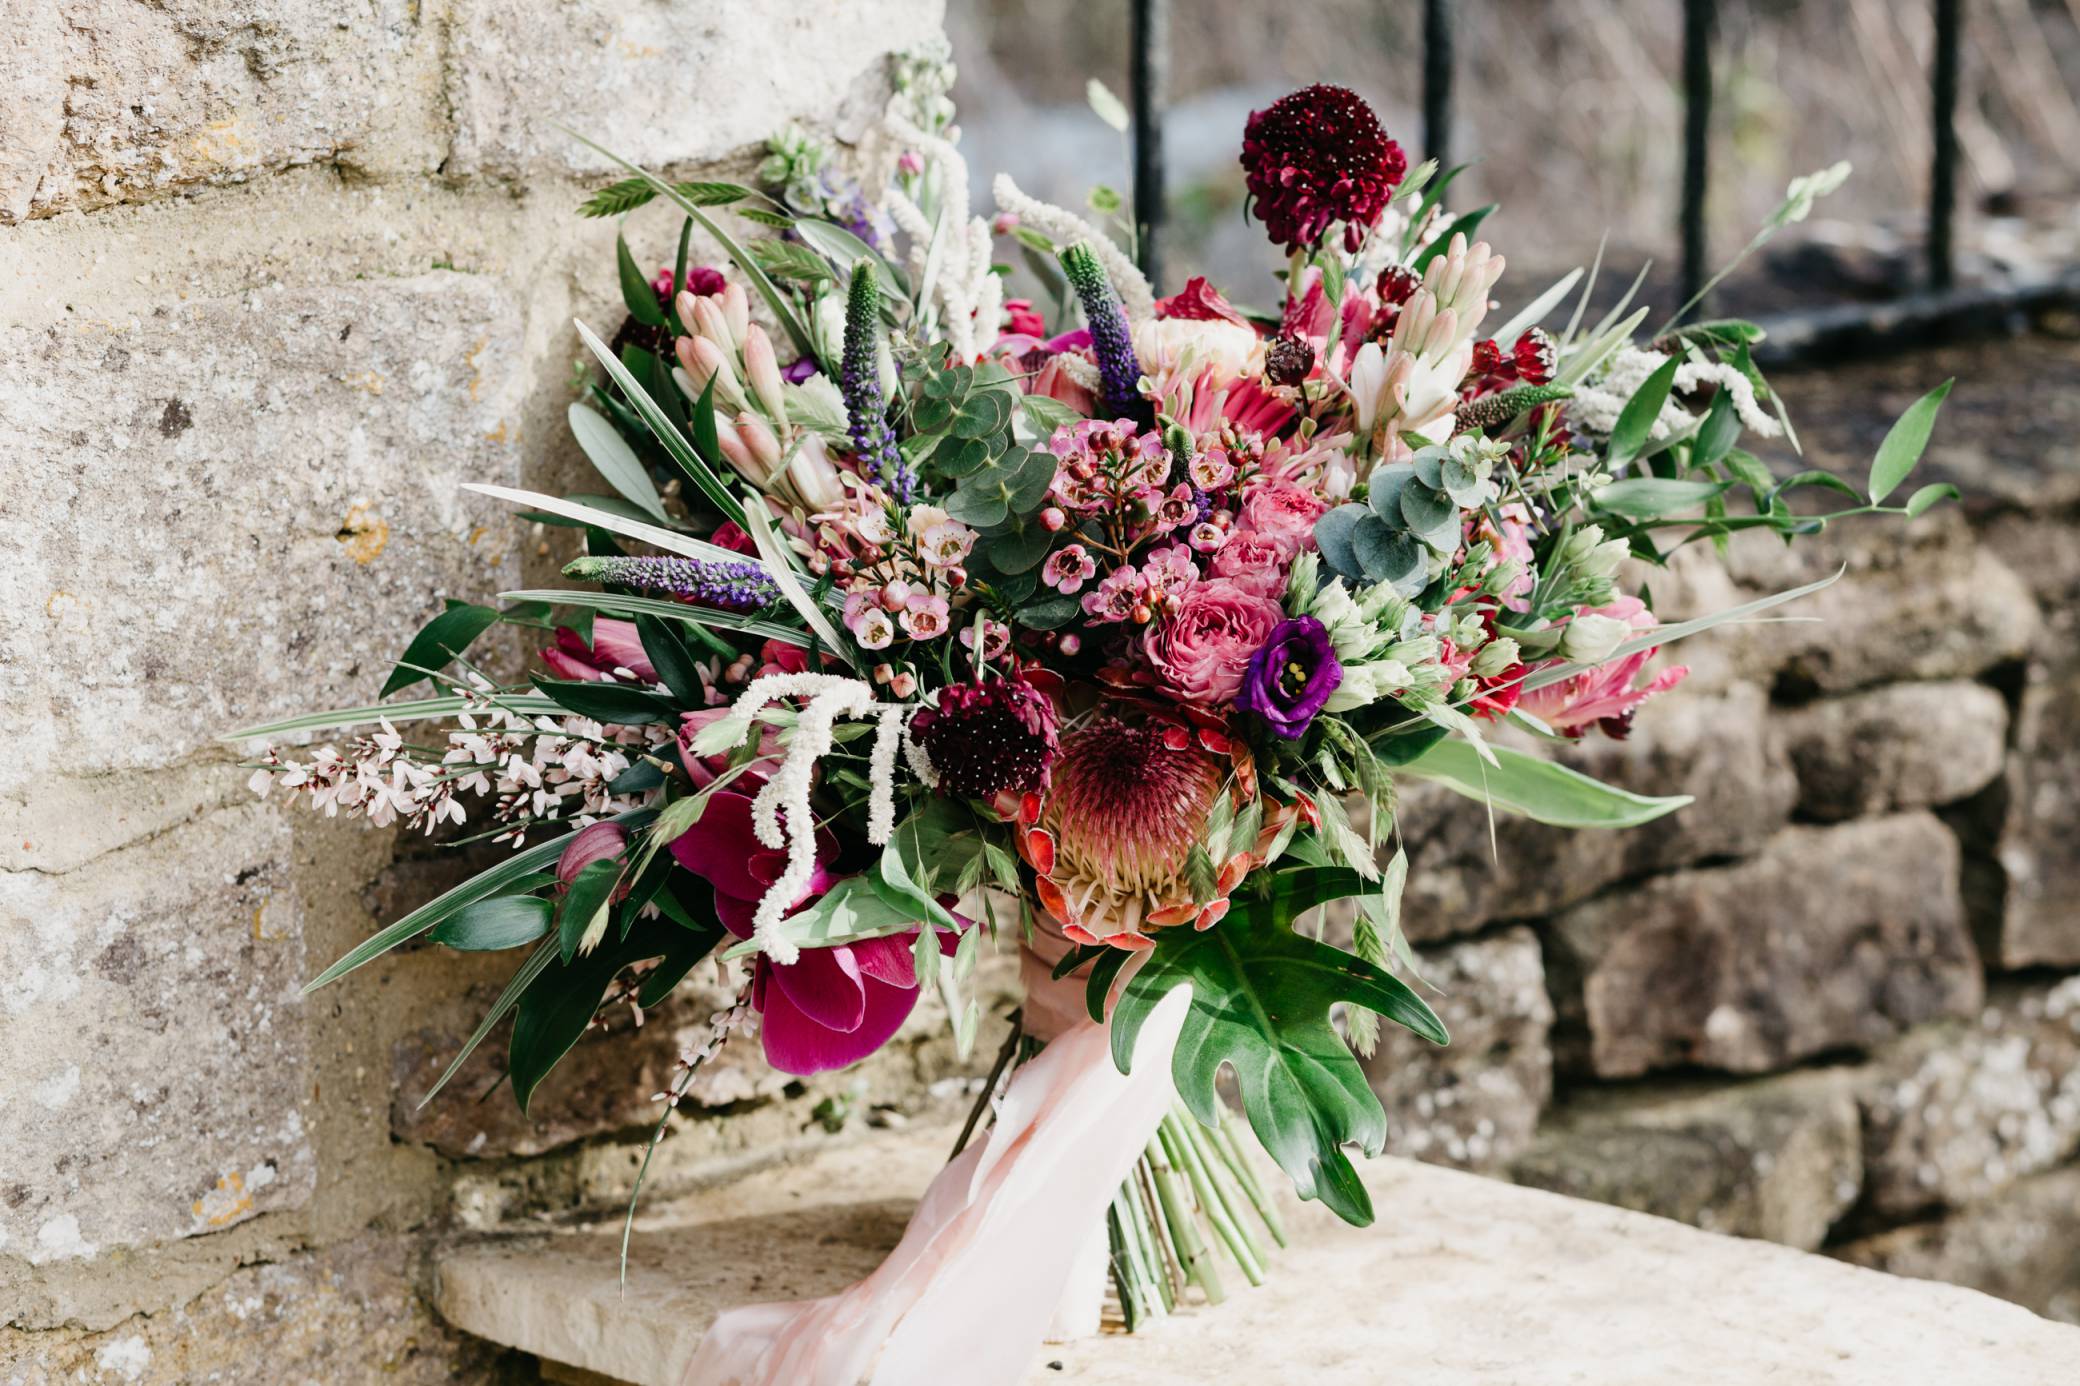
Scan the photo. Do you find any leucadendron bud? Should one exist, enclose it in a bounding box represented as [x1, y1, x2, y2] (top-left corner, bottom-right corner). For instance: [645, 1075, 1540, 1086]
[1558, 612, 1629, 664]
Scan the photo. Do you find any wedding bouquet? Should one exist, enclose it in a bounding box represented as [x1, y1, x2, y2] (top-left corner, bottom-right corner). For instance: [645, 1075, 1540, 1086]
[231, 45, 1955, 1381]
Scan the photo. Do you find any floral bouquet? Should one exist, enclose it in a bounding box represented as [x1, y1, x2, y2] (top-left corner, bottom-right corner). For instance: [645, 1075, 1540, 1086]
[231, 44, 1956, 1385]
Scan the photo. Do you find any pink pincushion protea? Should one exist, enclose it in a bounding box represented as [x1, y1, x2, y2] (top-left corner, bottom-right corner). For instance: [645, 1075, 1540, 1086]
[1023, 715, 1248, 947]
[1241, 84, 1408, 253]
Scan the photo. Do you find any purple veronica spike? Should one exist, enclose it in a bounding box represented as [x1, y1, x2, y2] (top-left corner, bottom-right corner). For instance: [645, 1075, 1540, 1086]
[1060, 241, 1147, 423]
[563, 554, 778, 614]
[841, 262, 914, 502]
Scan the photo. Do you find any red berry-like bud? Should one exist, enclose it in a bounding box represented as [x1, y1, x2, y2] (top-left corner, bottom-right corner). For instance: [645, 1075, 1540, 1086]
[1040, 506, 1067, 531]
[1376, 265, 1421, 306]
[945, 566, 967, 590]
[1131, 603, 1152, 624]
[1058, 633, 1082, 656]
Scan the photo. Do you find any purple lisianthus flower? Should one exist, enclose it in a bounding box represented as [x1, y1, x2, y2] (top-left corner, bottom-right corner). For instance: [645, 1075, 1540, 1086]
[1235, 616, 1342, 739]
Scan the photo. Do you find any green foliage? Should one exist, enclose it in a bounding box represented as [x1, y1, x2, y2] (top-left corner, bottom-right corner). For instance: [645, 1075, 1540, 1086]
[381, 601, 502, 697]
[577, 178, 752, 218]
[1097, 869, 1448, 1227]
[429, 895, 554, 952]
[1867, 379, 1954, 503]
[1399, 739, 1692, 829]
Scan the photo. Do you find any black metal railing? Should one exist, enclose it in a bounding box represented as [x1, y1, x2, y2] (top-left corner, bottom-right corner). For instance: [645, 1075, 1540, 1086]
[1124, 0, 2075, 360]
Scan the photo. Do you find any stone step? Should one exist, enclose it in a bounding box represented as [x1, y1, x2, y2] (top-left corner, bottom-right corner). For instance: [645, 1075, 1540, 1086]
[434, 1121, 2078, 1385]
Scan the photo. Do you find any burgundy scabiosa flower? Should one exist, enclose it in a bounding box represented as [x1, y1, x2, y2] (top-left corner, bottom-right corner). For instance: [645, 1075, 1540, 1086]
[1236, 616, 1342, 739]
[1241, 84, 1408, 254]
[911, 672, 1060, 799]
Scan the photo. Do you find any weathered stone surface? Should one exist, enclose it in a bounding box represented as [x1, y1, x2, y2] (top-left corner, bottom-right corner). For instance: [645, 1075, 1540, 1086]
[1993, 668, 2080, 967]
[1508, 1068, 1864, 1250]
[0, 0, 440, 222]
[1835, 1166, 2080, 1328]
[1548, 813, 1982, 1078]
[1365, 927, 1552, 1170]
[0, 806, 314, 1264]
[444, 0, 945, 178]
[1400, 683, 1795, 940]
[0, 272, 526, 798]
[434, 1118, 2080, 1385]
[1778, 680, 2009, 821]
[1712, 513, 2039, 697]
[1858, 977, 2080, 1218]
[0, 1235, 521, 1383]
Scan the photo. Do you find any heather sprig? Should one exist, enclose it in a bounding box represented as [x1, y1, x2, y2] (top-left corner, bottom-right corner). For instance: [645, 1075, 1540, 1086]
[565, 554, 779, 613]
[1060, 241, 1148, 423]
[840, 262, 913, 502]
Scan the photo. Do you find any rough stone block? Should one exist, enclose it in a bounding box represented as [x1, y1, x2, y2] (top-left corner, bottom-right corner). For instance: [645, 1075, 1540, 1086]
[1365, 927, 1553, 1170]
[0, 0, 439, 222]
[1777, 680, 2009, 821]
[1834, 1165, 2080, 1328]
[1858, 977, 2080, 1218]
[1508, 1068, 1864, 1250]
[0, 271, 526, 800]
[1993, 667, 2080, 967]
[0, 1235, 516, 1383]
[1548, 813, 1982, 1079]
[1400, 683, 1795, 940]
[0, 806, 313, 1264]
[443, 0, 946, 178]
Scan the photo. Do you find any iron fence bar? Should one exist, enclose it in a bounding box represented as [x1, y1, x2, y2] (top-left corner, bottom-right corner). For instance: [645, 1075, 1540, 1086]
[1678, 0, 1715, 321]
[1422, 0, 1455, 170]
[1928, 0, 1962, 291]
[1130, 0, 1169, 287]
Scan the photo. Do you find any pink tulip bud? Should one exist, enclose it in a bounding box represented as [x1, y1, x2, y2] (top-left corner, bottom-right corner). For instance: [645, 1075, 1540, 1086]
[897, 150, 925, 177]
[692, 295, 734, 352]
[742, 323, 786, 422]
[675, 290, 704, 330]
[556, 822, 627, 891]
[737, 412, 782, 472]
[688, 336, 746, 410]
[714, 422, 756, 477]
[721, 283, 750, 346]
[675, 333, 712, 389]
[786, 434, 845, 510]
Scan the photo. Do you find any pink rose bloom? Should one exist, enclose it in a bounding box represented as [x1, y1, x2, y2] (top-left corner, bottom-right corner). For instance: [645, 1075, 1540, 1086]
[1239, 482, 1329, 556]
[1142, 579, 1284, 707]
[541, 618, 656, 682]
[1517, 597, 1689, 740]
[1209, 530, 1292, 599]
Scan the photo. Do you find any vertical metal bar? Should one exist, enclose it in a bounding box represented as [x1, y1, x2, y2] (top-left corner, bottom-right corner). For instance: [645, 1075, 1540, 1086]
[1678, 0, 1715, 321]
[1422, 0, 1455, 169]
[1130, 0, 1169, 288]
[1928, 0, 1962, 291]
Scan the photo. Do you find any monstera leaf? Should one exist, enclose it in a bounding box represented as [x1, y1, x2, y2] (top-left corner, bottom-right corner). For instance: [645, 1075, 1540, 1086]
[1094, 868, 1449, 1226]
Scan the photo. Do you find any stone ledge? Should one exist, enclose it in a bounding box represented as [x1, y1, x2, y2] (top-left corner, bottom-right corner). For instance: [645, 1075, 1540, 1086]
[433, 1120, 2079, 1385]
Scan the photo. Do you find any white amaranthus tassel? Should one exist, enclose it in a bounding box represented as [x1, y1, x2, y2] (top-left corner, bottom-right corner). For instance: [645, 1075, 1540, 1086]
[991, 173, 1154, 324]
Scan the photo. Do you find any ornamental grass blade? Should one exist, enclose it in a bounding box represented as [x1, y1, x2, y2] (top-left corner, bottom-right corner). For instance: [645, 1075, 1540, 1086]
[222, 694, 568, 743]
[464, 483, 754, 566]
[741, 498, 853, 664]
[498, 588, 808, 648]
[1399, 740, 1691, 829]
[417, 939, 558, 1107]
[573, 321, 748, 528]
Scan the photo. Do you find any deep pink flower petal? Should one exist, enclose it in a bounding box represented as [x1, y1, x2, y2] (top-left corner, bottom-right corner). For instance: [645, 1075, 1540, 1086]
[768, 944, 868, 1033]
[850, 931, 920, 988]
[667, 792, 773, 904]
[760, 975, 920, 1075]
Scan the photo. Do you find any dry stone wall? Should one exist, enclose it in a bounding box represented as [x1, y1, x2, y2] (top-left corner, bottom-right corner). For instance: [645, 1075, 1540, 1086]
[1361, 327, 2080, 1327]
[0, 3, 956, 1380]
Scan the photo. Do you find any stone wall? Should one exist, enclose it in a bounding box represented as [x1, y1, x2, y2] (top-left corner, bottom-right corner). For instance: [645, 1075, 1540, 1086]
[1360, 327, 2080, 1326]
[0, 4, 964, 1381]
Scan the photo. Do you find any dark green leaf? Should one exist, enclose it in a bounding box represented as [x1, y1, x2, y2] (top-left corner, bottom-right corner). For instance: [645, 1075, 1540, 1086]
[1605, 357, 1682, 468]
[617, 232, 668, 327]
[1691, 387, 1741, 470]
[535, 678, 675, 726]
[557, 858, 622, 963]
[1409, 204, 1496, 275]
[429, 895, 554, 951]
[1016, 594, 1081, 630]
[633, 614, 706, 707]
[382, 602, 501, 697]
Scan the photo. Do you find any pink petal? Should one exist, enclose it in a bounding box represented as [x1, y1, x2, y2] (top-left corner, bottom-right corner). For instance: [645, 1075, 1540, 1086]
[768, 945, 867, 1033]
[850, 932, 920, 988]
[667, 792, 770, 903]
[760, 976, 918, 1075]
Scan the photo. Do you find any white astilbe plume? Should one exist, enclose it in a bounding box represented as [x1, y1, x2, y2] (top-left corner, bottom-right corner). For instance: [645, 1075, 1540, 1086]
[884, 113, 999, 360]
[688, 672, 916, 964]
[1570, 346, 1783, 445]
[991, 173, 1154, 324]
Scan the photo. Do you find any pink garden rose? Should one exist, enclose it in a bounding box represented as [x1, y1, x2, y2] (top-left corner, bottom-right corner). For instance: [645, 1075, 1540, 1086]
[1208, 530, 1292, 599]
[1142, 578, 1284, 707]
[1239, 482, 1329, 556]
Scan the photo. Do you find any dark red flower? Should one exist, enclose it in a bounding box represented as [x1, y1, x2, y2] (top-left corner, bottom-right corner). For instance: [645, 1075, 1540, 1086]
[911, 672, 1060, 800]
[1157, 276, 1251, 327]
[1241, 85, 1407, 254]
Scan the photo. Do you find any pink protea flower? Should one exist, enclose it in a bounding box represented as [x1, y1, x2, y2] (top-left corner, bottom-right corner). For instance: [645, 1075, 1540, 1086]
[1241, 84, 1408, 253]
[1518, 597, 1689, 739]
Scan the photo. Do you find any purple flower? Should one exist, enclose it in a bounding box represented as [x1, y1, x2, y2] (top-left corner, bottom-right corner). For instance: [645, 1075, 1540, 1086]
[1235, 616, 1342, 739]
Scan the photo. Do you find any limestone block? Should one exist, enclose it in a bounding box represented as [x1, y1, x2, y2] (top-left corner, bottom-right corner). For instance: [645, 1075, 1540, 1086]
[1858, 977, 2080, 1218]
[1994, 667, 2080, 967]
[1835, 1165, 2080, 1328]
[443, 0, 947, 178]
[0, 0, 439, 222]
[1400, 683, 1795, 940]
[1508, 1068, 1864, 1251]
[0, 806, 313, 1264]
[1365, 927, 1553, 1170]
[0, 1235, 515, 1383]
[0, 271, 527, 802]
[1777, 679, 2009, 821]
[1548, 813, 1982, 1078]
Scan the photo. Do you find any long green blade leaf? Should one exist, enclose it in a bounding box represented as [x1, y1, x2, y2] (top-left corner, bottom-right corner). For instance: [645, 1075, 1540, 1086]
[417, 939, 558, 1107]
[223, 694, 569, 743]
[499, 589, 807, 647]
[574, 321, 748, 528]
[463, 483, 754, 566]
[1399, 740, 1691, 828]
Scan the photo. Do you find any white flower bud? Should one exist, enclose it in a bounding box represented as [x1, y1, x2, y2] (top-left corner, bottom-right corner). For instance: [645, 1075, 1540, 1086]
[1470, 638, 1521, 678]
[1559, 613, 1629, 664]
